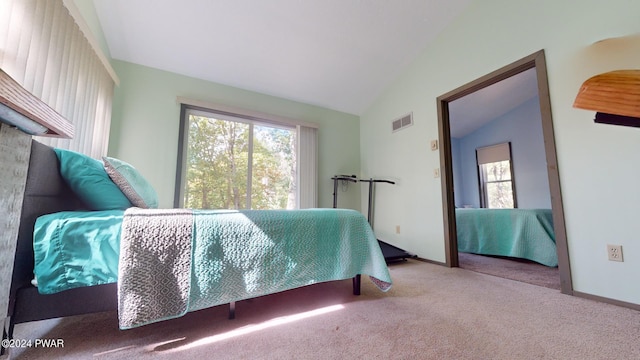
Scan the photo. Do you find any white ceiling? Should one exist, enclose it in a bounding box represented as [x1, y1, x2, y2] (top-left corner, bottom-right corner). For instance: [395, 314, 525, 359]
[92, 0, 537, 126]
[92, 0, 473, 115]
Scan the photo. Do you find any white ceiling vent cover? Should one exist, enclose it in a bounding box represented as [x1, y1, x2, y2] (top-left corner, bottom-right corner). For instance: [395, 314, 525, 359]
[392, 112, 413, 133]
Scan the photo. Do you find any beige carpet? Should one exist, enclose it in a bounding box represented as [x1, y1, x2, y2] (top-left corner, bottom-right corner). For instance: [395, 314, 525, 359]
[9, 259, 640, 359]
[458, 252, 561, 290]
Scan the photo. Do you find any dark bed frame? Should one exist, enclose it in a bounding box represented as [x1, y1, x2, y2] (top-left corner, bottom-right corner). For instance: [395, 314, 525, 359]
[4, 140, 118, 344]
[3, 140, 361, 345]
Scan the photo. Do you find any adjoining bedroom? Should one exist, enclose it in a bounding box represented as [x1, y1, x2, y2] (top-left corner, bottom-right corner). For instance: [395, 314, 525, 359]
[1, 0, 640, 359]
[447, 66, 562, 290]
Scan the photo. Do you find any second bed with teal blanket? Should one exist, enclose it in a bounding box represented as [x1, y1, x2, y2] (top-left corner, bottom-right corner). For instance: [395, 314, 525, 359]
[455, 208, 557, 267]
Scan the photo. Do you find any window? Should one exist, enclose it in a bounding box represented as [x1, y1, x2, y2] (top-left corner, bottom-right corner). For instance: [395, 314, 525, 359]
[0, 0, 118, 158]
[476, 142, 516, 209]
[176, 104, 317, 210]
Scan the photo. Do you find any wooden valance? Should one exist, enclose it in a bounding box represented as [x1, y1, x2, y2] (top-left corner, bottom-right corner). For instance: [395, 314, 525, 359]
[0, 69, 74, 138]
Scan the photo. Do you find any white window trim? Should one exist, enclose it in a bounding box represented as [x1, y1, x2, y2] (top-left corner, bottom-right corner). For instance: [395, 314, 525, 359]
[177, 97, 319, 129]
[476, 142, 517, 209]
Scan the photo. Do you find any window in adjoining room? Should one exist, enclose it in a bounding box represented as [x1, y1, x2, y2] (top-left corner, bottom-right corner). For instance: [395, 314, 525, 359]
[476, 142, 516, 209]
[176, 104, 317, 210]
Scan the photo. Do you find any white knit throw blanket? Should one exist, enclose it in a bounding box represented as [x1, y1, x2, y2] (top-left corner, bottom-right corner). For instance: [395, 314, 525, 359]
[117, 208, 193, 329]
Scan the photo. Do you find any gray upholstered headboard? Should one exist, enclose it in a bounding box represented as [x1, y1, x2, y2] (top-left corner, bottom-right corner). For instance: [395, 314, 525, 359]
[11, 140, 85, 293]
[6, 141, 120, 334]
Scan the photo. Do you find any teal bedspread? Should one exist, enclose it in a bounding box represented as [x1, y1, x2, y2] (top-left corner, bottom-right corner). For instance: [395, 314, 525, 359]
[456, 208, 557, 267]
[116, 208, 392, 329]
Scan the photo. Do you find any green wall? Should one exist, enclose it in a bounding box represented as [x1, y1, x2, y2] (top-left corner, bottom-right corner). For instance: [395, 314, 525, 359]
[360, 0, 640, 304]
[109, 60, 361, 210]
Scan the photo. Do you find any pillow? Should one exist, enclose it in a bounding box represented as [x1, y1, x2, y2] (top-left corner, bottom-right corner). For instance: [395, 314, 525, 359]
[54, 148, 132, 210]
[103, 156, 159, 208]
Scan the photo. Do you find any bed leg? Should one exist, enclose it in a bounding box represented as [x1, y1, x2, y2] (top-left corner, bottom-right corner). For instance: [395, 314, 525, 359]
[228, 301, 236, 320]
[2, 316, 14, 356]
[352, 275, 361, 295]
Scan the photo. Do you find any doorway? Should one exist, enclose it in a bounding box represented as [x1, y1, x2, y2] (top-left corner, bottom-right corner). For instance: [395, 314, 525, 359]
[436, 50, 573, 295]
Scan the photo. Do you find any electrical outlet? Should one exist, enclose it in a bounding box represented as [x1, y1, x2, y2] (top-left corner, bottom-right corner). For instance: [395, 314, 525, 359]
[430, 140, 438, 151]
[607, 244, 624, 262]
[395, 225, 400, 234]
[433, 168, 440, 178]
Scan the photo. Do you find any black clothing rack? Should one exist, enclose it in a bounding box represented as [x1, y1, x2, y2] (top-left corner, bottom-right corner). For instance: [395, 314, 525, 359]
[359, 178, 415, 262]
[359, 178, 395, 227]
[331, 175, 415, 262]
[331, 175, 358, 208]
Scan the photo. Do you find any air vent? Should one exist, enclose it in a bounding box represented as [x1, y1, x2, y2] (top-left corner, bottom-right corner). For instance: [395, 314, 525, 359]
[392, 112, 413, 133]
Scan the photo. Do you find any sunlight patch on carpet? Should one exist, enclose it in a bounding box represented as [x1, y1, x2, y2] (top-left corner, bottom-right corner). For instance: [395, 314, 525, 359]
[94, 345, 137, 356]
[163, 304, 345, 352]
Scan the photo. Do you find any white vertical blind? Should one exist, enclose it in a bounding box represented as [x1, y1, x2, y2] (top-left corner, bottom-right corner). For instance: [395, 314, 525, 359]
[298, 125, 318, 208]
[0, 0, 115, 158]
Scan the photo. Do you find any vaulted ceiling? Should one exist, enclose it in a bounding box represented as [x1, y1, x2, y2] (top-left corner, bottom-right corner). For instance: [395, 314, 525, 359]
[92, 0, 536, 126]
[449, 68, 539, 138]
[93, 0, 472, 115]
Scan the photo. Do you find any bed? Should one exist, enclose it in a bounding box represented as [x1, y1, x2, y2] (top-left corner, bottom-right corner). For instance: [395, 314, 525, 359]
[455, 208, 557, 267]
[5, 140, 391, 339]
